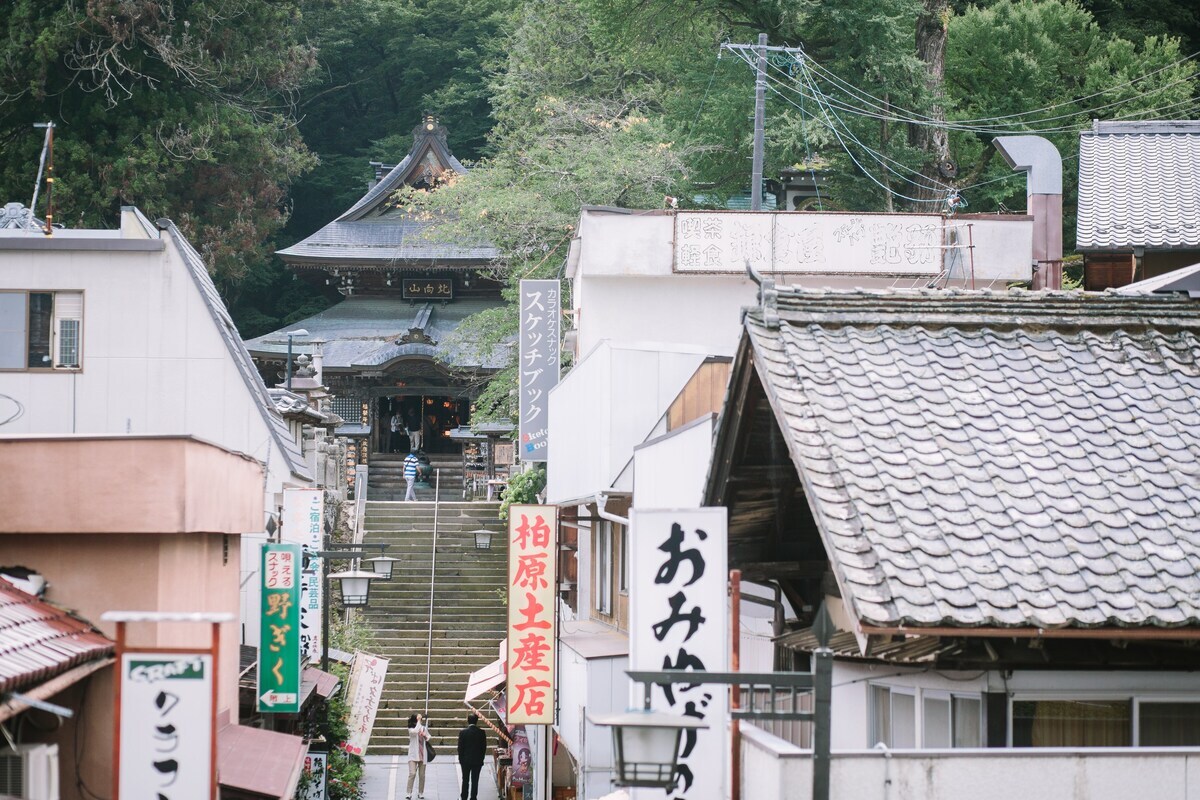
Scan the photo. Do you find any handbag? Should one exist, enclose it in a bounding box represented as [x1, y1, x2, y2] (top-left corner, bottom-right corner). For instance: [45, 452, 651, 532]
[426, 740, 437, 762]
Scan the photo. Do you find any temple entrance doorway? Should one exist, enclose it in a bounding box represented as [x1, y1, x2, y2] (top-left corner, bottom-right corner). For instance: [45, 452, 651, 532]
[375, 395, 470, 455]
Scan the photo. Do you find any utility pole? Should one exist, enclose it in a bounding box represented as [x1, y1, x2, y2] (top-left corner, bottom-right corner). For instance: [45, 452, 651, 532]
[751, 33, 767, 211]
[721, 39, 804, 210]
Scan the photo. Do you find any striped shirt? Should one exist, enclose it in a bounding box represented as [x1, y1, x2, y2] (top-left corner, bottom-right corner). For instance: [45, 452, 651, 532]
[403, 454, 420, 480]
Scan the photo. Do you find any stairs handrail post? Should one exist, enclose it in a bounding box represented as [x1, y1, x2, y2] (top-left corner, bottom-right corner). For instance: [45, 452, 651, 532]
[424, 468, 441, 718]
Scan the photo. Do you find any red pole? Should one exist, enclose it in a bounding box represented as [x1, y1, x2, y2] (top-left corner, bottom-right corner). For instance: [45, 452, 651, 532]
[730, 569, 741, 800]
[112, 621, 125, 800]
[211, 621, 220, 800]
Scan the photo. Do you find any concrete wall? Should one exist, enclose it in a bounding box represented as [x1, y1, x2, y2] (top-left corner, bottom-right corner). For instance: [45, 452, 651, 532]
[742, 724, 1200, 800]
[556, 644, 628, 800]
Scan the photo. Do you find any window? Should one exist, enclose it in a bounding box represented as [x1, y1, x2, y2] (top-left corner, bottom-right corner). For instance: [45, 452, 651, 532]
[0, 290, 83, 370]
[1012, 699, 1131, 747]
[619, 526, 629, 593]
[1138, 702, 1200, 746]
[871, 685, 916, 748]
[595, 521, 612, 616]
[923, 693, 983, 748]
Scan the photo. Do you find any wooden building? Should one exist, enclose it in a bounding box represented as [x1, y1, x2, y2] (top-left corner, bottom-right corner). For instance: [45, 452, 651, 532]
[245, 117, 505, 463]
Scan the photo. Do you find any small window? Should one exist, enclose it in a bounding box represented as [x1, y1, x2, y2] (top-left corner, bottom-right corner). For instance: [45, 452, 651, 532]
[0, 290, 83, 370]
[1012, 699, 1131, 747]
[1138, 702, 1200, 746]
[923, 693, 982, 747]
[618, 526, 629, 593]
[595, 521, 612, 616]
[871, 685, 915, 748]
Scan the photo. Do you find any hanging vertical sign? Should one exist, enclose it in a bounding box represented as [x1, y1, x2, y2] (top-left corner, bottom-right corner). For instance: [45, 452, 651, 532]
[342, 652, 389, 755]
[518, 279, 560, 462]
[118, 653, 213, 800]
[258, 542, 302, 713]
[629, 508, 728, 800]
[506, 504, 557, 724]
[283, 488, 324, 662]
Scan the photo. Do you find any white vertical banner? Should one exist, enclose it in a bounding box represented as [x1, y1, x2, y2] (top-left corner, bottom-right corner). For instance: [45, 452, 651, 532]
[630, 508, 728, 800]
[118, 653, 213, 800]
[518, 279, 560, 462]
[342, 652, 389, 756]
[283, 488, 324, 662]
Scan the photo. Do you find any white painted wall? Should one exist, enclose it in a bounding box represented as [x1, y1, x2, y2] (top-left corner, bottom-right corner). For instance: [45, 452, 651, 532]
[547, 342, 708, 504]
[632, 416, 715, 509]
[556, 642, 628, 800]
[742, 723, 1200, 800]
[0, 229, 294, 493]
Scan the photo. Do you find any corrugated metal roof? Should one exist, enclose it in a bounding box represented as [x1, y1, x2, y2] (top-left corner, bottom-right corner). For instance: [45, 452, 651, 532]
[244, 296, 509, 371]
[776, 627, 959, 663]
[741, 287, 1200, 632]
[165, 223, 313, 483]
[0, 580, 114, 693]
[1077, 120, 1200, 250]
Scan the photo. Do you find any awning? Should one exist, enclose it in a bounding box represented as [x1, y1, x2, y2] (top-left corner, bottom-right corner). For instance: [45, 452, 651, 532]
[559, 620, 629, 660]
[464, 639, 506, 703]
[300, 666, 341, 708]
[218, 722, 307, 800]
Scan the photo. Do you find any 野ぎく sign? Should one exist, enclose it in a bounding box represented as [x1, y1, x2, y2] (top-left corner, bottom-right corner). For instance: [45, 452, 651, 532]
[258, 542, 302, 713]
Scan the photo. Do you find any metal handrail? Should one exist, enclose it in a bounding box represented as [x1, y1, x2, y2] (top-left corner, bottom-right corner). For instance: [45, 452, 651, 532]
[423, 468, 441, 718]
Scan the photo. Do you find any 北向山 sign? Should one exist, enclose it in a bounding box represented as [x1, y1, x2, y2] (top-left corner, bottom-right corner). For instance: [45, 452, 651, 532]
[630, 508, 728, 800]
[518, 280, 560, 462]
[506, 504, 557, 724]
[258, 542, 302, 713]
[118, 653, 212, 800]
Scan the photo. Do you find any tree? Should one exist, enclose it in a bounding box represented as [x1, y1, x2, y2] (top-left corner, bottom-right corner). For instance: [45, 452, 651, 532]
[0, 0, 318, 297]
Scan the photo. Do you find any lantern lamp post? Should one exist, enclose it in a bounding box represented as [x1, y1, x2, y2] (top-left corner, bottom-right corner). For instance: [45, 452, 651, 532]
[587, 710, 708, 790]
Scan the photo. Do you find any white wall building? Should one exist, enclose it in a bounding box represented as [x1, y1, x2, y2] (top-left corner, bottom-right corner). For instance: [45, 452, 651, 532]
[0, 206, 314, 646]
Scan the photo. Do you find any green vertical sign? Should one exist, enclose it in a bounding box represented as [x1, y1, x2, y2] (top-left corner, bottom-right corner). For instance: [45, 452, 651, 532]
[258, 542, 302, 713]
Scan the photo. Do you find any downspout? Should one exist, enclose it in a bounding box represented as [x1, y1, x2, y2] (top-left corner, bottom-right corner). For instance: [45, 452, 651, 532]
[594, 492, 629, 526]
[992, 135, 1063, 290]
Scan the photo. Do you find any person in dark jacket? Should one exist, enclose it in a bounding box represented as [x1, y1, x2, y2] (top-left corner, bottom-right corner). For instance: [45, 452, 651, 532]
[457, 712, 487, 800]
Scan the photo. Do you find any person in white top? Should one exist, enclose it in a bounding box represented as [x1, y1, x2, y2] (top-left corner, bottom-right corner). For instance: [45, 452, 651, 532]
[406, 712, 432, 799]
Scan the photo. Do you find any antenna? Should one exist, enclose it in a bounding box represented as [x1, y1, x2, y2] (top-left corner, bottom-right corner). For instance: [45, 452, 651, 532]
[30, 122, 55, 237]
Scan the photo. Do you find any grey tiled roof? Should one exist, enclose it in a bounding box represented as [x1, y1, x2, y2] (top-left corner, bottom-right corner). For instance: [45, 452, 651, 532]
[277, 124, 495, 267]
[276, 217, 496, 266]
[1077, 120, 1200, 250]
[244, 296, 509, 371]
[744, 287, 1200, 631]
[164, 222, 312, 483]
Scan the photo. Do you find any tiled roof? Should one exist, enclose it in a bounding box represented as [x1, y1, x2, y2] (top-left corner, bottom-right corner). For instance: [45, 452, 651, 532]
[1077, 120, 1200, 250]
[0, 580, 114, 693]
[244, 296, 510, 372]
[164, 221, 313, 483]
[742, 287, 1200, 631]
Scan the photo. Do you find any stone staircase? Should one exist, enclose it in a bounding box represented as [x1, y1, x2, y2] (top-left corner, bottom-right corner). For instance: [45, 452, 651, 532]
[368, 452, 468, 501]
[360, 499, 509, 754]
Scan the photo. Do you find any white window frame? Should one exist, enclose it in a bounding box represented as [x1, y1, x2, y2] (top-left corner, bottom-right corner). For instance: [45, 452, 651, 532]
[0, 290, 83, 371]
[595, 520, 612, 616]
[1008, 692, 1135, 747]
[921, 689, 984, 748]
[870, 684, 917, 749]
[618, 525, 629, 594]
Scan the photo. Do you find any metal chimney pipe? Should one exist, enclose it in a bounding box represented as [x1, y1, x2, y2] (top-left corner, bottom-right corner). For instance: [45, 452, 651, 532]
[993, 135, 1063, 290]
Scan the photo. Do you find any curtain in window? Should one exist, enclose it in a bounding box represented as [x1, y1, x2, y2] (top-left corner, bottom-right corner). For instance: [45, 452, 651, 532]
[1139, 703, 1200, 746]
[1012, 700, 1131, 747]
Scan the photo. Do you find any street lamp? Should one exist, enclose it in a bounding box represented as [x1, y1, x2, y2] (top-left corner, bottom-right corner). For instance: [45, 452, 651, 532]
[284, 328, 309, 390]
[472, 528, 493, 550]
[366, 555, 399, 580]
[328, 568, 377, 607]
[588, 710, 708, 789]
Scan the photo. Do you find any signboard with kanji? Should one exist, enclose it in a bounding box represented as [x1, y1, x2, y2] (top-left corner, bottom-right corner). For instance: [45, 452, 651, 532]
[299, 751, 328, 800]
[506, 504, 557, 724]
[518, 280, 560, 462]
[630, 508, 728, 800]
[342, 652, 389, 755]
[118, 653, 213, 800]
[258, 542, 302, 713]
[283, 488, 324, 662]
[402, 277, 454, 300]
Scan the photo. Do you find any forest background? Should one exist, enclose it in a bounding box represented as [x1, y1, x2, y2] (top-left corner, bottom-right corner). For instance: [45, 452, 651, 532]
[1, 0, 1197, 417]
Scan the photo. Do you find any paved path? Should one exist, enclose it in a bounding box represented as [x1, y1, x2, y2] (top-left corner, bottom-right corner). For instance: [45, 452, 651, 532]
[362, 754, 500, 800]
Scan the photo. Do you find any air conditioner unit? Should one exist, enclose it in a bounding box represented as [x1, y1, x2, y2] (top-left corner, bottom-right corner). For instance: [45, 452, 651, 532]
[0, 743, 60, 800]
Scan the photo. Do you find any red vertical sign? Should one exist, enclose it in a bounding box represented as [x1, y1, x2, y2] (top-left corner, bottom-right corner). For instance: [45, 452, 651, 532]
[506, 504, 557, 724]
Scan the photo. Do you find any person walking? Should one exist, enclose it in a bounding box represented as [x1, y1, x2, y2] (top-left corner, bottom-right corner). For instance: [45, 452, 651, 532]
[403, 450, 420, 501]
[457, 712, 487, 800]
[406, 713, 431, 800]
[389, 411, 403, 453]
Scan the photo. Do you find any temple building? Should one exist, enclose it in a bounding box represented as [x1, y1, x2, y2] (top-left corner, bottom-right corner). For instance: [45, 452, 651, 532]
[245, 117, 506, 467]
